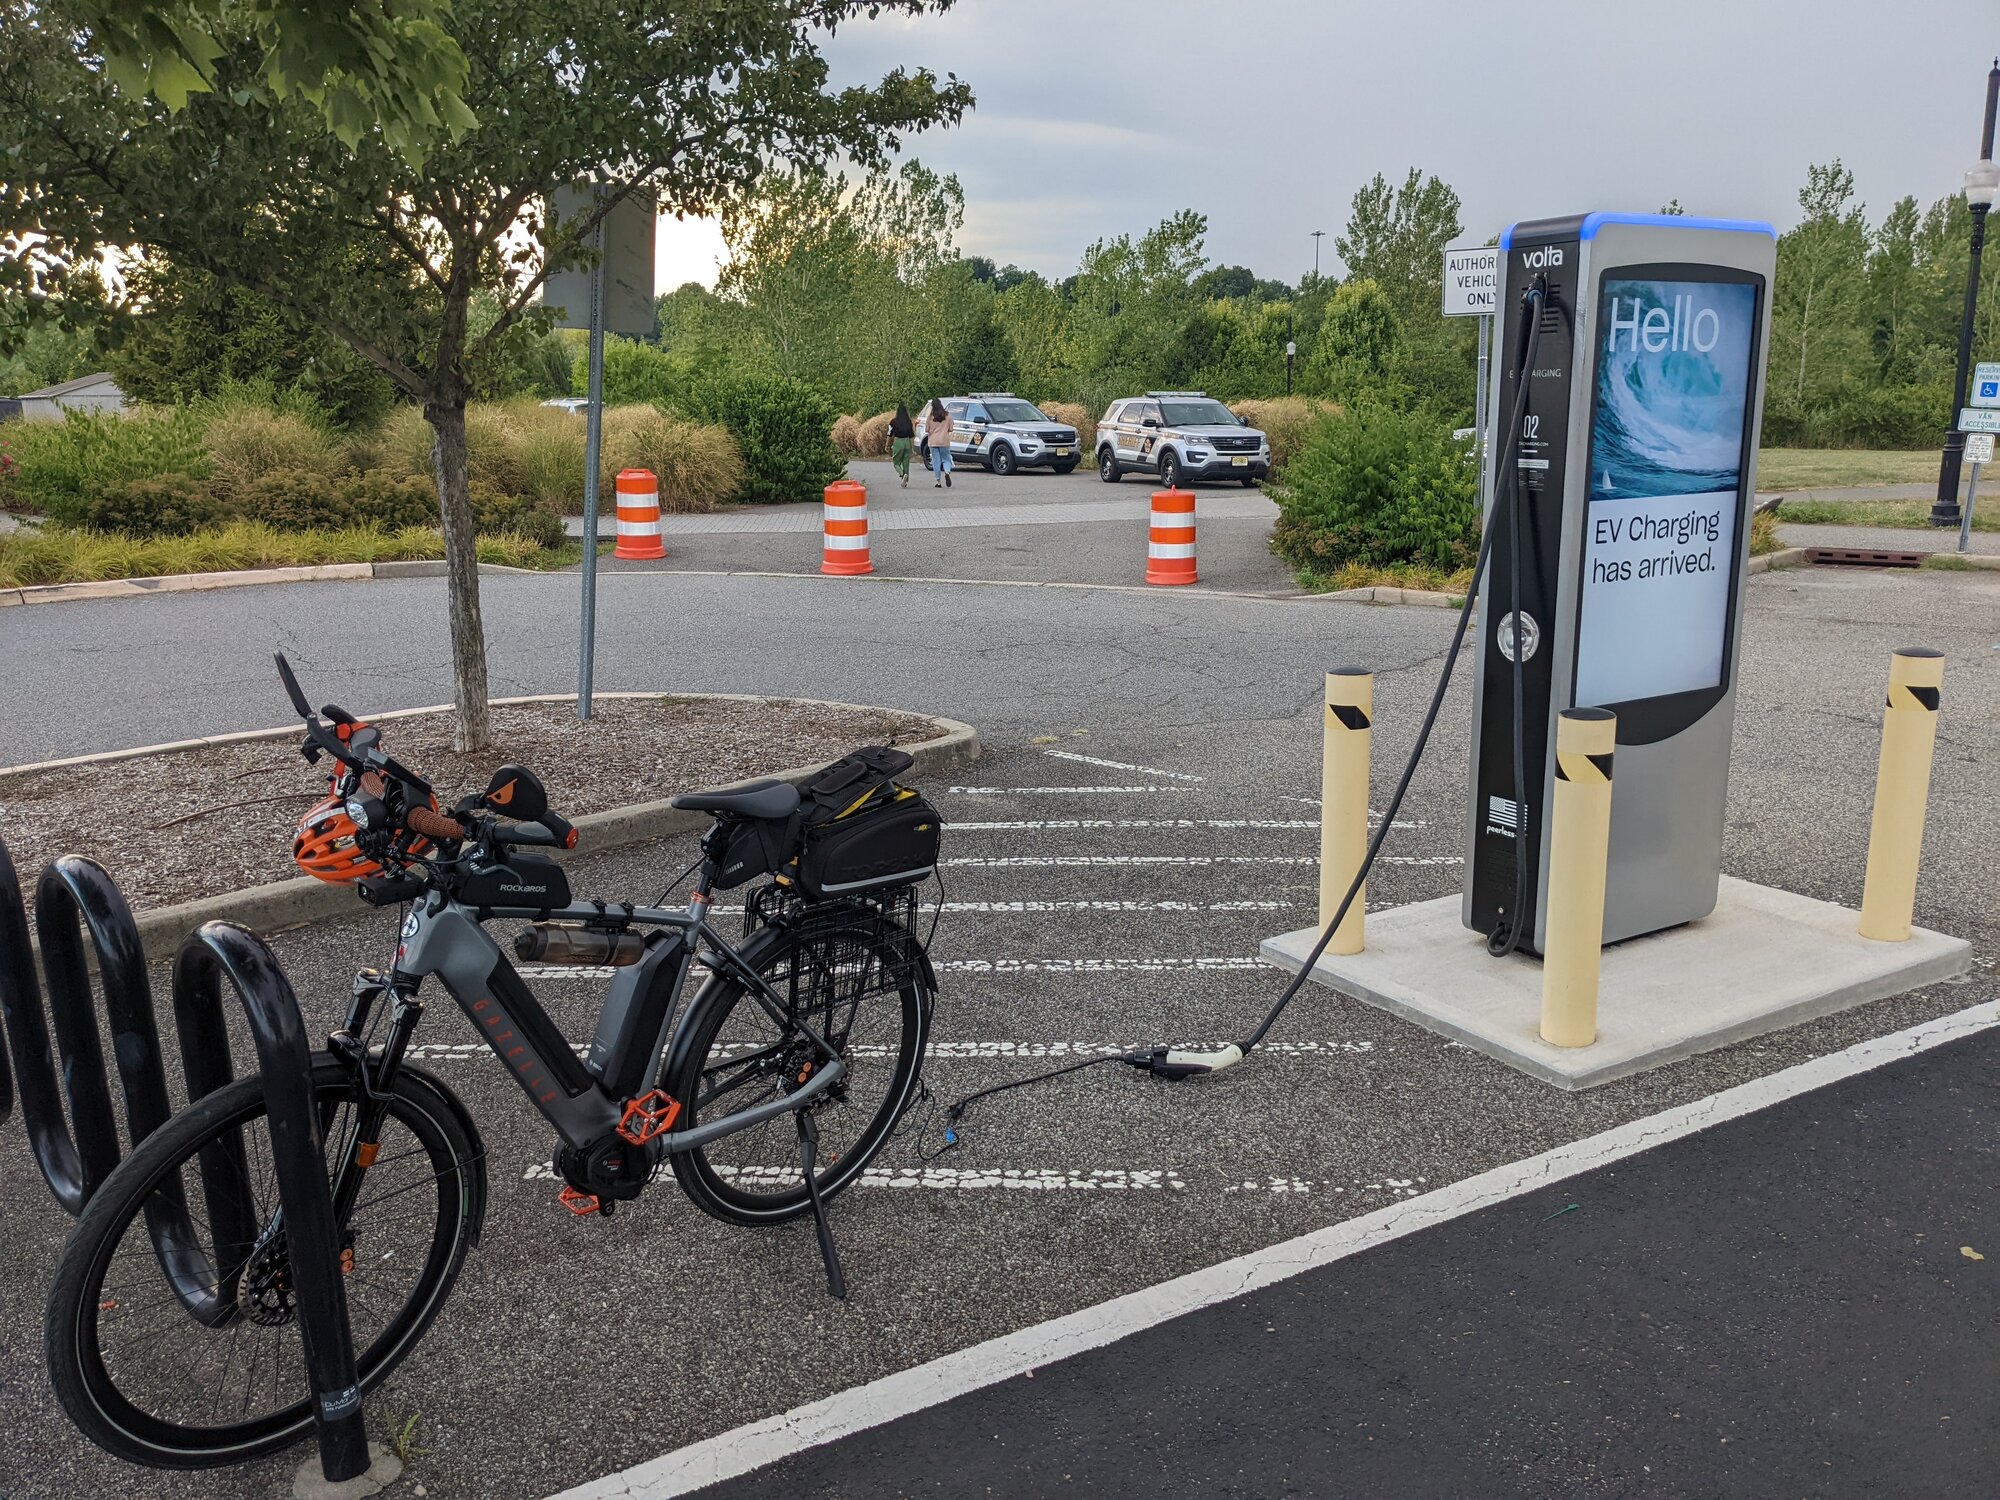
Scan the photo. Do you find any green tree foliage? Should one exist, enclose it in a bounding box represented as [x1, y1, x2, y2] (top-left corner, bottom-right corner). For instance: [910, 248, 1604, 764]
[105, 255, 394, 426]
[1303, 278, 1401, 402]
[70, 0, 475, 164]
[1334, 169, 1473, 418]
[938, 301, 1018, 394]
[1, 0, 970, 748]
[682, 371, 844, 504]
[1769, 160, 1872, 406]
[0, 320, 98, 396]
[1064, 210, 1210, 407]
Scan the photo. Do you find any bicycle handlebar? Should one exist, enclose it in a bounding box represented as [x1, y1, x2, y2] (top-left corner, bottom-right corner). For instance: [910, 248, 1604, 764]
[404, 807, 466, 844]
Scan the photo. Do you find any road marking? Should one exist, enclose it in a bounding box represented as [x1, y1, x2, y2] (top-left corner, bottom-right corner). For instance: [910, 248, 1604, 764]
[942, 956, 1269, 974]
[949, 786, 1192, 795]
[945, 854, 1461, 867]
[706, 899, 1299, 916]
[407, 1036, 1379, 1064]
[1041, 749, 1204, 781]
[548, 999, 2000, 1500]
[521, 1161, 1187, 1192]
[952, 818, 1421, 832]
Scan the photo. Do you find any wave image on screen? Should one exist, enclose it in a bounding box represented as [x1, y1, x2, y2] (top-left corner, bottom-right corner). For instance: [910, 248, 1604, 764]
[1591, 278, 1756, 501]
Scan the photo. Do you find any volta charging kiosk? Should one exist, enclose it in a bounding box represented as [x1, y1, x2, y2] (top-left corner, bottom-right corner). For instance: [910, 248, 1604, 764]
[1262, 207, 1969, 1091]
[1464, 213, 1776, 952]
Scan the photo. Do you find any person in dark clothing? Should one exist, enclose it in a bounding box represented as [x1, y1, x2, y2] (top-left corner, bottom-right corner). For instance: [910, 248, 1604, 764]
[889, 402, 915, 487]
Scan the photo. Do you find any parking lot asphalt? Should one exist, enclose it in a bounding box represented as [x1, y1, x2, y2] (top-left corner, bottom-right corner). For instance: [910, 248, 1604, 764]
[0, 559, 1994, 1499]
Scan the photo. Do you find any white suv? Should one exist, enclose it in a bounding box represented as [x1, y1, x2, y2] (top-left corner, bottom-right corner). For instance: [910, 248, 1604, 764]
[1094, 392, 1269, 488]
[940, 394, 1082, 475]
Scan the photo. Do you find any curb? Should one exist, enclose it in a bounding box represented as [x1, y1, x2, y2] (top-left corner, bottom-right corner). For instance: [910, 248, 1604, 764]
[0, 694, 977, 960]
[1317, 584, 1462, 609]
[1746, 548, 1807, 574]
[0, 557, 488, 608]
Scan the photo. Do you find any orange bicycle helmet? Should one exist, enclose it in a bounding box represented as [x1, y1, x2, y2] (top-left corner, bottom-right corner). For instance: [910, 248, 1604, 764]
[292, 772, 438, 884]
[293, 794, 380, 883]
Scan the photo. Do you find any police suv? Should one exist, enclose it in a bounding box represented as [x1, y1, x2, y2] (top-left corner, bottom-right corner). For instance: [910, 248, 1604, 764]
[940, 393, 1082, 475]
[1094, 392, 1269, 488]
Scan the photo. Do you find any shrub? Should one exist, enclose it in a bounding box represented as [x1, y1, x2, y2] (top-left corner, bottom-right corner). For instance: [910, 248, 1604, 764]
[1039, 401, 1092, 440]
[589, 336, 694, 407]
[600, 406, 744, 512]
[1749, 509, 1782, 556]
[1272, 404, 1479, 575]
[856, 411, 895, 457]
[831, 413, 864, 456]
[468, 481, 564, 549]
[464, 399, 587, 510]
[680, 372, 845, 504]
[236, 467, 347, 529]
[1231, 397, 1339, 472]
[349, 404, 438, 480]
[1, 407, 211, 521]
[82, 473, 225, 536]
[342, 470, 437, 530]
[201, 400, 344, 500]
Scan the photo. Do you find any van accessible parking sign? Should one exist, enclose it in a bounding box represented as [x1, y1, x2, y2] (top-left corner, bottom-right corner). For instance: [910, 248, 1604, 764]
[1442, 246, 1500, 317]
[1972, 360, 2000, 407]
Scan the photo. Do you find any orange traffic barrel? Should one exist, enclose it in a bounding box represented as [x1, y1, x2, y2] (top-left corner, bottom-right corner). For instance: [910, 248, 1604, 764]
[1146, 488, 1197, 585]
[613, 469, 665, 560]
[822, 479, 873, 575]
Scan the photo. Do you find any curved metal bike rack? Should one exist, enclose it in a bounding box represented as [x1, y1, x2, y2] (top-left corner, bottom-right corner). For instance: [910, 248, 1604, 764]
[0, 835, 369, 1484]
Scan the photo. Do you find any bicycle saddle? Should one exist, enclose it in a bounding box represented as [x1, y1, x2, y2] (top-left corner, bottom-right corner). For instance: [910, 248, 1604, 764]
[669, 778, 801, 821]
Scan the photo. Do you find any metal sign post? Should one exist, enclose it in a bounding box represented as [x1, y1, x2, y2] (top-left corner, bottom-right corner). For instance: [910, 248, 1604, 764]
[1443, 244, 1502, 508]
[577, 215, 606, 721]
[1962, 430, 1992, 552]
[540, 181, 656, 723]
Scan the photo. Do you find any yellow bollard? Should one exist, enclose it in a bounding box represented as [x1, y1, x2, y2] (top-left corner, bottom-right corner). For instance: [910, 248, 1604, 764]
[1540, 708, 1616, 1049]
[1858, 647, 1946, 942]
[1319, 667, 1372, 954]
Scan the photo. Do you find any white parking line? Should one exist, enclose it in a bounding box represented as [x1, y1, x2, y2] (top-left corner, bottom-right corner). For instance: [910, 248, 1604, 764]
[407, 1036, 1380, 1064]
[948, 786, 1193, 795]
[942, 956, 1269, 974]
[547, 999, 2000, 1500]
[520, 1161, 1188, 1192]
[946, 854, 1461, 867]
[1041, 749, 1204, 781]
[952, 818, 1421, 832]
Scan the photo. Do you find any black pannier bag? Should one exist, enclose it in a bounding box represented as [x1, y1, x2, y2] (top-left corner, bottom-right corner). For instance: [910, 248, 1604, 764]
[792, 746, 943, 899]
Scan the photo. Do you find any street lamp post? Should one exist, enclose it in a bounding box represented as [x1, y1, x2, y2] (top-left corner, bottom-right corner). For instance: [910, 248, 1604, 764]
[1932, 59, 2000, 528]
[1310, 230, 1326, 282]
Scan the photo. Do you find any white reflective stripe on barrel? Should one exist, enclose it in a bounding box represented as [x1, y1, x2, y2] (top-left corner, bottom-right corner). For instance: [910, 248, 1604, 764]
[616, 519, 661, 536]
[1147, 541, 1197, 559]
[823, 533, 871, 550]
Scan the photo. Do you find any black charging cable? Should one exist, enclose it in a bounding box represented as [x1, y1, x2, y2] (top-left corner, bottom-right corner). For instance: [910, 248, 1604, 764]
[940, 281, 1550, 1140]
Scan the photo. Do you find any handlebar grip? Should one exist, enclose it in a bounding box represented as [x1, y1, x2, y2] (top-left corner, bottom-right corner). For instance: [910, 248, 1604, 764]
[540, 810, 579, 850]
[404, 807, 465, 843]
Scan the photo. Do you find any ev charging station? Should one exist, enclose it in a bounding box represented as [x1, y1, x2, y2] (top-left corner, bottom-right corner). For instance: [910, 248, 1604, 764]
[1262, 208, 1970, 1092]
[1464, 213, 1777, 953]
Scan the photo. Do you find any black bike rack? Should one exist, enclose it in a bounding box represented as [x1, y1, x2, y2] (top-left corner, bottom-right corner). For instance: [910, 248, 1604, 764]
[0, 835, 370, 1484]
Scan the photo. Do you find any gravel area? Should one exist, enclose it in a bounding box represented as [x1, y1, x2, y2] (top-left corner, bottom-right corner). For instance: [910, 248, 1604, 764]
[0, 696, 936, 911]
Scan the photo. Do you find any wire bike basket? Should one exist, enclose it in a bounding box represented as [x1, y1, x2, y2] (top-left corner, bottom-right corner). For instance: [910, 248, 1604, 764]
[0, 834, 372, 1484]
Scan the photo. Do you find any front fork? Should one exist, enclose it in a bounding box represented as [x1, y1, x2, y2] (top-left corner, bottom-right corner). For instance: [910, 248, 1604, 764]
[321, 968, 426, 1236]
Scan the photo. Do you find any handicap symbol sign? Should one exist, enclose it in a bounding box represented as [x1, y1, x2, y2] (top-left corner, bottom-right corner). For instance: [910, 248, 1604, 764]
[1981, 379, 2000, 402]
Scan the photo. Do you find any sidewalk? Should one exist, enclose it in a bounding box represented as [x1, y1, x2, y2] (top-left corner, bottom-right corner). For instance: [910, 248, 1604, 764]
[1776, 520, 1998, 556]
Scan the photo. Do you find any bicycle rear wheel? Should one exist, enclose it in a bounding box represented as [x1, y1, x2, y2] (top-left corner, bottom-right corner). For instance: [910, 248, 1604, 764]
[45, 1060, 481, 1469]
[665, 897, 932, 1226]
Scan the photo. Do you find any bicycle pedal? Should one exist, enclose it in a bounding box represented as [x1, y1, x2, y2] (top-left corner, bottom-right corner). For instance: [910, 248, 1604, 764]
[615, 1088, 682, 1146]
[557, 1185, 603, 1217]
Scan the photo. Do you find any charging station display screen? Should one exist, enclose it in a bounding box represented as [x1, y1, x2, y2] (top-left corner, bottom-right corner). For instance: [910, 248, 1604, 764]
[1576, 276, 1757, 707]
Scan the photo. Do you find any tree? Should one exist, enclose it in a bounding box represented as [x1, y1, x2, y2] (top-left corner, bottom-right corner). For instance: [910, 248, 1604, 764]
[1866, 196, 1926, 382]
[69, 0, 474, 165]
[4, 2, 970, 749]
[1304, 278, 1401, 401]
[1335, 168, 1462, 329]
[1770, 160, 1871, 405]
[105, 254, 394, 425]
[1064, 210, 1209, 403]
[937, 300, 1018, 393]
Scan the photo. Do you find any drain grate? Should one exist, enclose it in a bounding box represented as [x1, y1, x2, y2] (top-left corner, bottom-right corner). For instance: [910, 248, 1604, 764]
[1803, 547, 1927, 569]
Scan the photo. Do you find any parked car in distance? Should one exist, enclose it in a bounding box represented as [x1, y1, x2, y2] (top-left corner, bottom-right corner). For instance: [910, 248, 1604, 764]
[539, 396, 589, 415]
[940, 393, 1082, 475]
[1094, 392, 1269, 488]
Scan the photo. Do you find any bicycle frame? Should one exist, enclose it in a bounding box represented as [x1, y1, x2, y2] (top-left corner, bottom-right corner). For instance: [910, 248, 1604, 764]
[353, 881, 846, 1157]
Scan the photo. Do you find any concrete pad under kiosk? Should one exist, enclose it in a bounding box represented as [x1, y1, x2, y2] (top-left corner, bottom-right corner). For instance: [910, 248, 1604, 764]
[1260, 876, 1970, 1091]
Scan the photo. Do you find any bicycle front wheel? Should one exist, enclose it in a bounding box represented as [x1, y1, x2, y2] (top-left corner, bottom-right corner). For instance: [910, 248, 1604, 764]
[665, 899, 932, 1226]
[44, 1060, 481, 1469]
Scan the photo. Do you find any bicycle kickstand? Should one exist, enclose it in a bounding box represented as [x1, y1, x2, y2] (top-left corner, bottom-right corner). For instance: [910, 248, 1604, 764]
[795, 1110, 848, 1302]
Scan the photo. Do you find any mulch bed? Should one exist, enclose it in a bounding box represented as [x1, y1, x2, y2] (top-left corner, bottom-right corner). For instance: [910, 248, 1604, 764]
[0, 697, 937, 912]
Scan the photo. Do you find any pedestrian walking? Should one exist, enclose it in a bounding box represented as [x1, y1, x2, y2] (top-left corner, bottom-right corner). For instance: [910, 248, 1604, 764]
[927, 398, 955, 488]
[889, 402, 916, 488]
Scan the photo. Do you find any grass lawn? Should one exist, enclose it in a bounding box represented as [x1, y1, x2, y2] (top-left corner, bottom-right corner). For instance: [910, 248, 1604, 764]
[1776, 499, 1998, 532]
[1755, 448, 2000, 491]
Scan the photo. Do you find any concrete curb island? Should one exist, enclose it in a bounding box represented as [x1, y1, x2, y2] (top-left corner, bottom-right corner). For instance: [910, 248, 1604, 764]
[0, 692, 980, 960]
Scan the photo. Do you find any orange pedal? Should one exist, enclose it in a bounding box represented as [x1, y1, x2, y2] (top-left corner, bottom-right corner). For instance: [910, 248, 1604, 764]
[616, 1089, 682, 1146]
[557, 1185, 602, 1217]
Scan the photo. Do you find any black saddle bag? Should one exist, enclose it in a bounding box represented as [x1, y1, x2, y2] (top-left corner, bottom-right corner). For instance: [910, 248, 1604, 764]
[792, 747, 943, 899]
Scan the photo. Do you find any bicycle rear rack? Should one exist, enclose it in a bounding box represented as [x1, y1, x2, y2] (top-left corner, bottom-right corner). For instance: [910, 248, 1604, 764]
[0, 835, 370, 1484]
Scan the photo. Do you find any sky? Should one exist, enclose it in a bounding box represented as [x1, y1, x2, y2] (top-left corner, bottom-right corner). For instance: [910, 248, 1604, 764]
[656, 0, 2000, 292]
